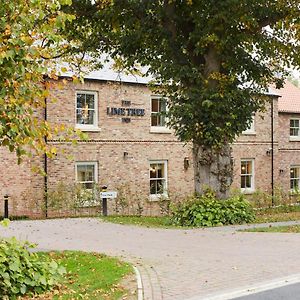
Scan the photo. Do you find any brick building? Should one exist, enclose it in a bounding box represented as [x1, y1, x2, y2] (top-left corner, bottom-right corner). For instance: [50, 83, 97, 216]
[0, 68, 299, 218]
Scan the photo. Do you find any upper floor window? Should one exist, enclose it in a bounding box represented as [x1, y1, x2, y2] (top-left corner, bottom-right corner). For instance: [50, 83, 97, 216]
[149, 160, 168, 199]
[242, 115, 255, 134]
[151, 96, 167, 127]
[290, 119, 300, 139]
[76, 91, 98, 130]
[290, 166, 300, 191]
[241, 159, 254, 192]
[150, 96, 172, 133]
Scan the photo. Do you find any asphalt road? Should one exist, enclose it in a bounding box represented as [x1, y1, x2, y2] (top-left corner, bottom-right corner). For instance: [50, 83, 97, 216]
[233, 282, 300, 300]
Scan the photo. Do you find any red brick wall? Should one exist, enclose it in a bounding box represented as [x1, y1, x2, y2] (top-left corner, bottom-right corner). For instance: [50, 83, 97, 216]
[232, 99, 279, 193]
[0, 79, 289, 218]
[0, 148, 44, 218]
[278, 112, 300, 192]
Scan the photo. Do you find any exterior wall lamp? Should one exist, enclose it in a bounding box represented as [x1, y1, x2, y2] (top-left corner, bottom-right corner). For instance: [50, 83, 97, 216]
[266, 148, 272, 156]
[184, 157, 189, 170]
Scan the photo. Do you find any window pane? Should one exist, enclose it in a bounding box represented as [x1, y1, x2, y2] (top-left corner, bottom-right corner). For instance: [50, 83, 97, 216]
[86, 94, 95, 109]
[151, 115, 158, 126]
[159, 114, 166, 126]
[159, 99, 167, 112]
[156, 179, 164, 194]
[157, 164, 164, 178]
[150, 181, 156, 194]
[152, 99, 159, 112]
[241, 176, 246, 188]
[245, 175, 251, 188]
[241, 161, 247, 175]
[150, 164, 157, 178]
[295, 168, 299, 179]
[77, 94, 85, 108]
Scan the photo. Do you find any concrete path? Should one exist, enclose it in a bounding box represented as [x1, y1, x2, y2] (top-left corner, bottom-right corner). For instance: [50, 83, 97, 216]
[1, 218, 300, 300]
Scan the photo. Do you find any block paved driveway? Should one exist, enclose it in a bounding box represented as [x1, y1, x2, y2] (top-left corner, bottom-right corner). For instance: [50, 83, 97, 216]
[1, 218, 300, 300]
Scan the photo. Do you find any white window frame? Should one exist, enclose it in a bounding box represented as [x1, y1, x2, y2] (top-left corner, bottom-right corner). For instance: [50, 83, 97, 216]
[149, 160, 168, 200]
[75, 91, 100, 131]
[290, 166, 300, 192]
[150, 95, 172, 134]
[240, 159, 255, 193]
[75, 161, 98, 207]
[289, 118, 300, 141]
[242, 115, 255, 135]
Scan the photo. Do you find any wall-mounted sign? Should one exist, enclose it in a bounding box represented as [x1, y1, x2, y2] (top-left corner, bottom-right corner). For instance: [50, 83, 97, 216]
[107, 107, 145, 117]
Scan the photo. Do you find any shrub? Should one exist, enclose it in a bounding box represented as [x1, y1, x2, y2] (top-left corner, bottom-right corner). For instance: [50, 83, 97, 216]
[170, 192, 255, 227]
[0, 237, 65, 299]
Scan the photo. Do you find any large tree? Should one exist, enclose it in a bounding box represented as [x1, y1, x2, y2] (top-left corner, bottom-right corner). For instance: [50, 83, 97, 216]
[0, 0, 76, 161]
[68, 0, 300, 197]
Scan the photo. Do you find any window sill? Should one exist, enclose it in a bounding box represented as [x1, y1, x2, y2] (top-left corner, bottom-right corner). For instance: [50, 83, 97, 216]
[242, 131, 256, 135]
[75, 126, 101, 132]
[150, 127, 172, 134]
[149, 193, 169, 201]
[241, 189, 255, 194]
[289, 136, 300, 142]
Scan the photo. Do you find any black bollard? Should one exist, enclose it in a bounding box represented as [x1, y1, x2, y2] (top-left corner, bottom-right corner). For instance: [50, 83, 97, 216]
[102, 186, 108, 216]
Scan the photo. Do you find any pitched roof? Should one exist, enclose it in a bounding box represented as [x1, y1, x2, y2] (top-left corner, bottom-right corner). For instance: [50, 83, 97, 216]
[60, 60, 153, 84]
[277, 81, 300, 113]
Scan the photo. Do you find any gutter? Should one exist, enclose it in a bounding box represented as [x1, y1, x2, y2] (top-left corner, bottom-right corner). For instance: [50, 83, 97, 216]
[43, 81, 48, 218]
[271, 98, 274, 205]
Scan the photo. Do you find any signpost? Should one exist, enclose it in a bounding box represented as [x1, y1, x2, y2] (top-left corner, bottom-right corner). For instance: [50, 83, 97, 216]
[100, 187, 117, 216]
[100, 191, 118, 199]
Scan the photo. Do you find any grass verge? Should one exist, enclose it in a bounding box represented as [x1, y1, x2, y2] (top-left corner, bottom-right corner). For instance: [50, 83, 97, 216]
[100, 206, 300, 229]
[23, 251, 135, 299]
[100, 215, 182, 228]
[254, 205, 300, 223]
[241, 225, 300, 233]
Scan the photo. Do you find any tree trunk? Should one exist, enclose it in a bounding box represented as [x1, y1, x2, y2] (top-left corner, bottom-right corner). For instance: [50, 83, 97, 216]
[193, 142, 233, 199]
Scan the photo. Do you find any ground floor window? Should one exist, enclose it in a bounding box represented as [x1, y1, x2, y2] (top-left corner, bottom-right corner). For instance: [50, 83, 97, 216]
[75, 162, 98, 206]
[149, 160, 168, 198]
[290, 166, 300, 191]
[241, 159, 254, 192]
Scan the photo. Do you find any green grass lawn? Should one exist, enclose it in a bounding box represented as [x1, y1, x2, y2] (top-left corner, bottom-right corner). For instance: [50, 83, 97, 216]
[26, 251, 134, 300]
[241, 225, 300, 233]
[255, 205, 300, 223]
[100, 215, 181, 228]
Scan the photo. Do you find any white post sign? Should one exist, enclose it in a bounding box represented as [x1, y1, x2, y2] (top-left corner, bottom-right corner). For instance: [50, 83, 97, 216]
[100, 191, 118, 199]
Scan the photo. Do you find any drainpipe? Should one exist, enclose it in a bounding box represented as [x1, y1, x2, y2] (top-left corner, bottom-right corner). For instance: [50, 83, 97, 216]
[271, 98, 274, 205]
[43, 81, 48, 218]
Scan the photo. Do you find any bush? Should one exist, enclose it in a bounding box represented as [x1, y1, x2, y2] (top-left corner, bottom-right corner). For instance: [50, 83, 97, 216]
[0, 237, 65, 299]
[170, 192, 255, 227]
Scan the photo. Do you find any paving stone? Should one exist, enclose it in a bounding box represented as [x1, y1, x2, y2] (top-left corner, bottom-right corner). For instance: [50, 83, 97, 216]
[1, 218, 300, 300]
